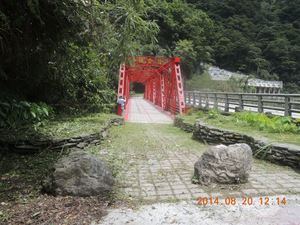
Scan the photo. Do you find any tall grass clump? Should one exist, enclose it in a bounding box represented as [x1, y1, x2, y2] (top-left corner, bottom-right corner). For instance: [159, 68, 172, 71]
[233, 112, 300, 134]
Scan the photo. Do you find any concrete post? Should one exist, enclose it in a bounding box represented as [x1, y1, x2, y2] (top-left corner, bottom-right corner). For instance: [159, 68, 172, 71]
[224, 94, 229, 112]
[214, 93, 218, 109]
[258, 95, 263, 113]
[284, 96, 291, 116]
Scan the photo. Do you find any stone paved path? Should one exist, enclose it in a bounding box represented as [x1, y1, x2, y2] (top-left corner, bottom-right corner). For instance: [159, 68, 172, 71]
[103, 123, 300, 202]
[126, 96, 173, 124]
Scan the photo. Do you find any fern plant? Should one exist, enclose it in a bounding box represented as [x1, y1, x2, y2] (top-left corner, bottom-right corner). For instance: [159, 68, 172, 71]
[233, 112, 300, 134]
[0, 100, 53, 129]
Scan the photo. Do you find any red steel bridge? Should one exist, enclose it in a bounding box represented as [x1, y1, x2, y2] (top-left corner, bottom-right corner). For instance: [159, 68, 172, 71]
[117, 56, 186, 116]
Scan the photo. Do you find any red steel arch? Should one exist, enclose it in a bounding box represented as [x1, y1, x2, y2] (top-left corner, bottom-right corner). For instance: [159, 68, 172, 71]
[117, 56, 186, 115]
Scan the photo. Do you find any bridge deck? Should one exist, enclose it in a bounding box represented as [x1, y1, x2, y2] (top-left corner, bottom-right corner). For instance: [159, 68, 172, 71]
[126, 96, 173, 124]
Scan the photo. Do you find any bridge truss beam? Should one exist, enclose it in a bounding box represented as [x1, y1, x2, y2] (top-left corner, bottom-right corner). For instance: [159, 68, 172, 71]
[117, 56, 186, 115]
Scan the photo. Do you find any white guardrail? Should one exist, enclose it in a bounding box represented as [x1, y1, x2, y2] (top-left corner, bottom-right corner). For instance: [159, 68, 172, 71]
[184, 91, 300, 118]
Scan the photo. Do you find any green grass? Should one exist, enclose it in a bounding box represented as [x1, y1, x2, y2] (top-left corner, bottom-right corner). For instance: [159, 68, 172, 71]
[0, 113, 119, 141]
[0, 149, 68, 201]
[181, 110, 300, 145]
[234, 112, 300, 134]
[0, 113, 119, 201]
[102, 123, 205, 160]
[38, 113, 118, 139]
[98, 123, 206, 201]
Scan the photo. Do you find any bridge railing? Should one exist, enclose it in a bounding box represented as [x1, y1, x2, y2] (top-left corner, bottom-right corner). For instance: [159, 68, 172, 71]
[184, 91, 300, 118]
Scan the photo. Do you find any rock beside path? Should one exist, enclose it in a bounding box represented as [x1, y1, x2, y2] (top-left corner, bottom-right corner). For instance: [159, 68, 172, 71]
[43, 150, 114, 196]
[194, 143, 252, 185]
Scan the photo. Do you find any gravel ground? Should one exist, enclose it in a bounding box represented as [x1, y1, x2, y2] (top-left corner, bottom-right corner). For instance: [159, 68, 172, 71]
[96, 195, 300, 225]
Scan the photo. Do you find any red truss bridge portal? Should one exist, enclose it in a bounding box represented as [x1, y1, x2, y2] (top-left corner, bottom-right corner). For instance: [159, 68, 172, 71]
[117, 56, 186, 116]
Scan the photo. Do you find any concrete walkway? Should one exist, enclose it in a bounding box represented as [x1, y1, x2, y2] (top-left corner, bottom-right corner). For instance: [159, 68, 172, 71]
[119, 125, 300, 201]
[99, 123, 300, 225]
[126, 96, 173, 124]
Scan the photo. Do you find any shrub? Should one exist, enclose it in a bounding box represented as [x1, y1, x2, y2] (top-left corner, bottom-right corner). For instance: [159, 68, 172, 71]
[0, 100, 53, 129]
[207, 109, 220, 119]
[295, 118, 300, 127]
[233, 112, 300, 134]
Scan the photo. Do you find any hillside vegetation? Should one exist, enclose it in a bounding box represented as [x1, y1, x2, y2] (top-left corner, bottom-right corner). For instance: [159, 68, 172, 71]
[1, 0, 299, 127]
[188, 0, 300, 92]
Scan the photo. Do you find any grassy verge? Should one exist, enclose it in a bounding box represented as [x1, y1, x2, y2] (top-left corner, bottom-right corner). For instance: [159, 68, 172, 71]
[0, 113, 119, 142]
[180, 110, 300, 145]
[0, 113, 119, 224]
[98, 123, 206, 203]
[38, 113, 118, 139]
[0, 113, 119, 200]
[0, 149, 69, 202]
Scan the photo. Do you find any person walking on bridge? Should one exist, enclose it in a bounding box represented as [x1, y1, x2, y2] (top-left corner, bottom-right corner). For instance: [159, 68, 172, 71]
[117, 96, 126, 115]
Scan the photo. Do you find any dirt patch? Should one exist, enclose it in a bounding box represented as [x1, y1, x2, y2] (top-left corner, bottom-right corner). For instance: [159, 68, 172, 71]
[0, 195, 114, 225]
[0, 150, 67, 202]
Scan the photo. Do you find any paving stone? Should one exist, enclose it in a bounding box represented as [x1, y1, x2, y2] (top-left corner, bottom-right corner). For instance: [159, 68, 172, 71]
[264, 183, 284, 189]
[141, 190, 157, 196]
[155, 185, 172, 191]
[116, 106, 300, 202]
[181, 174, 192, 179]
[158, 195, 176, 200]
[256, 189, 276, 195]
[281, 183, 299, 188]
[289, 187, 300, 193]
[242, 189, 259, 195]
[157, 189, 173, 196]
[142, 195, 158, 201]
[290, 180, 300, 184]
[141, 185, 155, 190]
[173, 189, 190, 195]
[251, 183, 267, 189]
[185, 183, 200, 189]
[189, 188, 205, 194]
[227, 192, 244, 197]
[169, 180, 184, 185]
[171, 184, 187, 189]
[175, 193, 193, 199]
[272, 188, 290, 194]
[140, 182, 155, 187]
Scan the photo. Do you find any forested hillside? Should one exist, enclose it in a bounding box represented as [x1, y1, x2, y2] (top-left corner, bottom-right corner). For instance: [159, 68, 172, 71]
[0, 0, 299, 120]
[145, 0, 300, 92]
[188, 0, 300, 92]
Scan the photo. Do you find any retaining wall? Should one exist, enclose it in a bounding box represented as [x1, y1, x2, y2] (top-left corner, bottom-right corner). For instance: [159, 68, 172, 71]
[0, 117, 124, 154]
[174, 117, 300, 169]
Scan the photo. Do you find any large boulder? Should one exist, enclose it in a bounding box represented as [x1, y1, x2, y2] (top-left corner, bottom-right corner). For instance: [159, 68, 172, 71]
[43, 150, 114, 196]
[194, 143, 252, 185]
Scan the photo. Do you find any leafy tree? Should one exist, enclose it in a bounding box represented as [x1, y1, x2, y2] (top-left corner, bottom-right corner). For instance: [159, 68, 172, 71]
[145, 0, 214, 74]
[0, 0, 158, 113]
[187, 0, 300, 92]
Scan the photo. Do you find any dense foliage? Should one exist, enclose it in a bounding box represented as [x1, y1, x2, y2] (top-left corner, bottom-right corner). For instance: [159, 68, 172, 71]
[187, 0, 300, 91]
[186, 109, 300, 134]
[0, 100, 53, 129]
[144, 0, 214, 78]
[1, 0, 299, 126]
[234, 112, 300, 134]
[0, 0, 158, 112]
